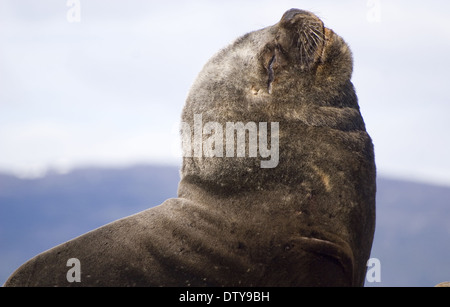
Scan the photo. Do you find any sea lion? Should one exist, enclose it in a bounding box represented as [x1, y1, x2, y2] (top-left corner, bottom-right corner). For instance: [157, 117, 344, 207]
[4, 8, 376, 287]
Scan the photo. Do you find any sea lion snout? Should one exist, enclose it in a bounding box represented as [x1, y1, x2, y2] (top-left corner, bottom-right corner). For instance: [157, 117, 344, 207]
[277, 9, 325, 69]
[280, 8, 317, 24]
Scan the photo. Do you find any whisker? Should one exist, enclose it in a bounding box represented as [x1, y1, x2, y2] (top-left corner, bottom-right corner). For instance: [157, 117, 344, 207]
[310, 28, 324, 42]
[309, 33, 320, 48]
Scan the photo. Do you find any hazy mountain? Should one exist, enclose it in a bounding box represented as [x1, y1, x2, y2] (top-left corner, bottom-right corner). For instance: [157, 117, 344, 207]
[0, 164, 180, 286]
[369, 178, 450, 287]
[1, 165, 449, 286]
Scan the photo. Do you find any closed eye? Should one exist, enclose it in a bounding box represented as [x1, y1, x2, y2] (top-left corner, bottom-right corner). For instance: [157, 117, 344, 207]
[267, 55, 276, 94]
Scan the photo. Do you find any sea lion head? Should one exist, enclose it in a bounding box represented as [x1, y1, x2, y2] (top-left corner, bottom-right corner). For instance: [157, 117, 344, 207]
[267, 9, 354, 93]
[180, 8, 364, 189]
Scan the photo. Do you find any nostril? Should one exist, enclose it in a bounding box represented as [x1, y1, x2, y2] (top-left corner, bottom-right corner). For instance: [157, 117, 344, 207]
[280, 8, 310, 23]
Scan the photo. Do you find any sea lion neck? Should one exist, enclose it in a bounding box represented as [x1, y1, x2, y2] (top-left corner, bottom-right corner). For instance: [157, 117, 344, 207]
[177, 177, 267, 207]
[274, 8, 326, 70]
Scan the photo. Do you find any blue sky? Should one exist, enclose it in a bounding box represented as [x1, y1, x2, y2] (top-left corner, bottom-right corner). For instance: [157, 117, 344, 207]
[1, 0, 450, 186]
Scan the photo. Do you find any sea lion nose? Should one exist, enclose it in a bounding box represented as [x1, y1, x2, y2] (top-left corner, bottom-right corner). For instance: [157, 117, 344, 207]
[280, 8, 321, 30]
[281, 8, 311, 23]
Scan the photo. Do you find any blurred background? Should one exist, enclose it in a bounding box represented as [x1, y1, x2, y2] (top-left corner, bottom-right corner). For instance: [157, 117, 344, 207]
[1, 0, 449, 286]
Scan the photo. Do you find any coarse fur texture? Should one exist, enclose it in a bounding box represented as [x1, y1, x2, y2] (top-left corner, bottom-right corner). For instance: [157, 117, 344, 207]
[4, 9, 375, 287]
